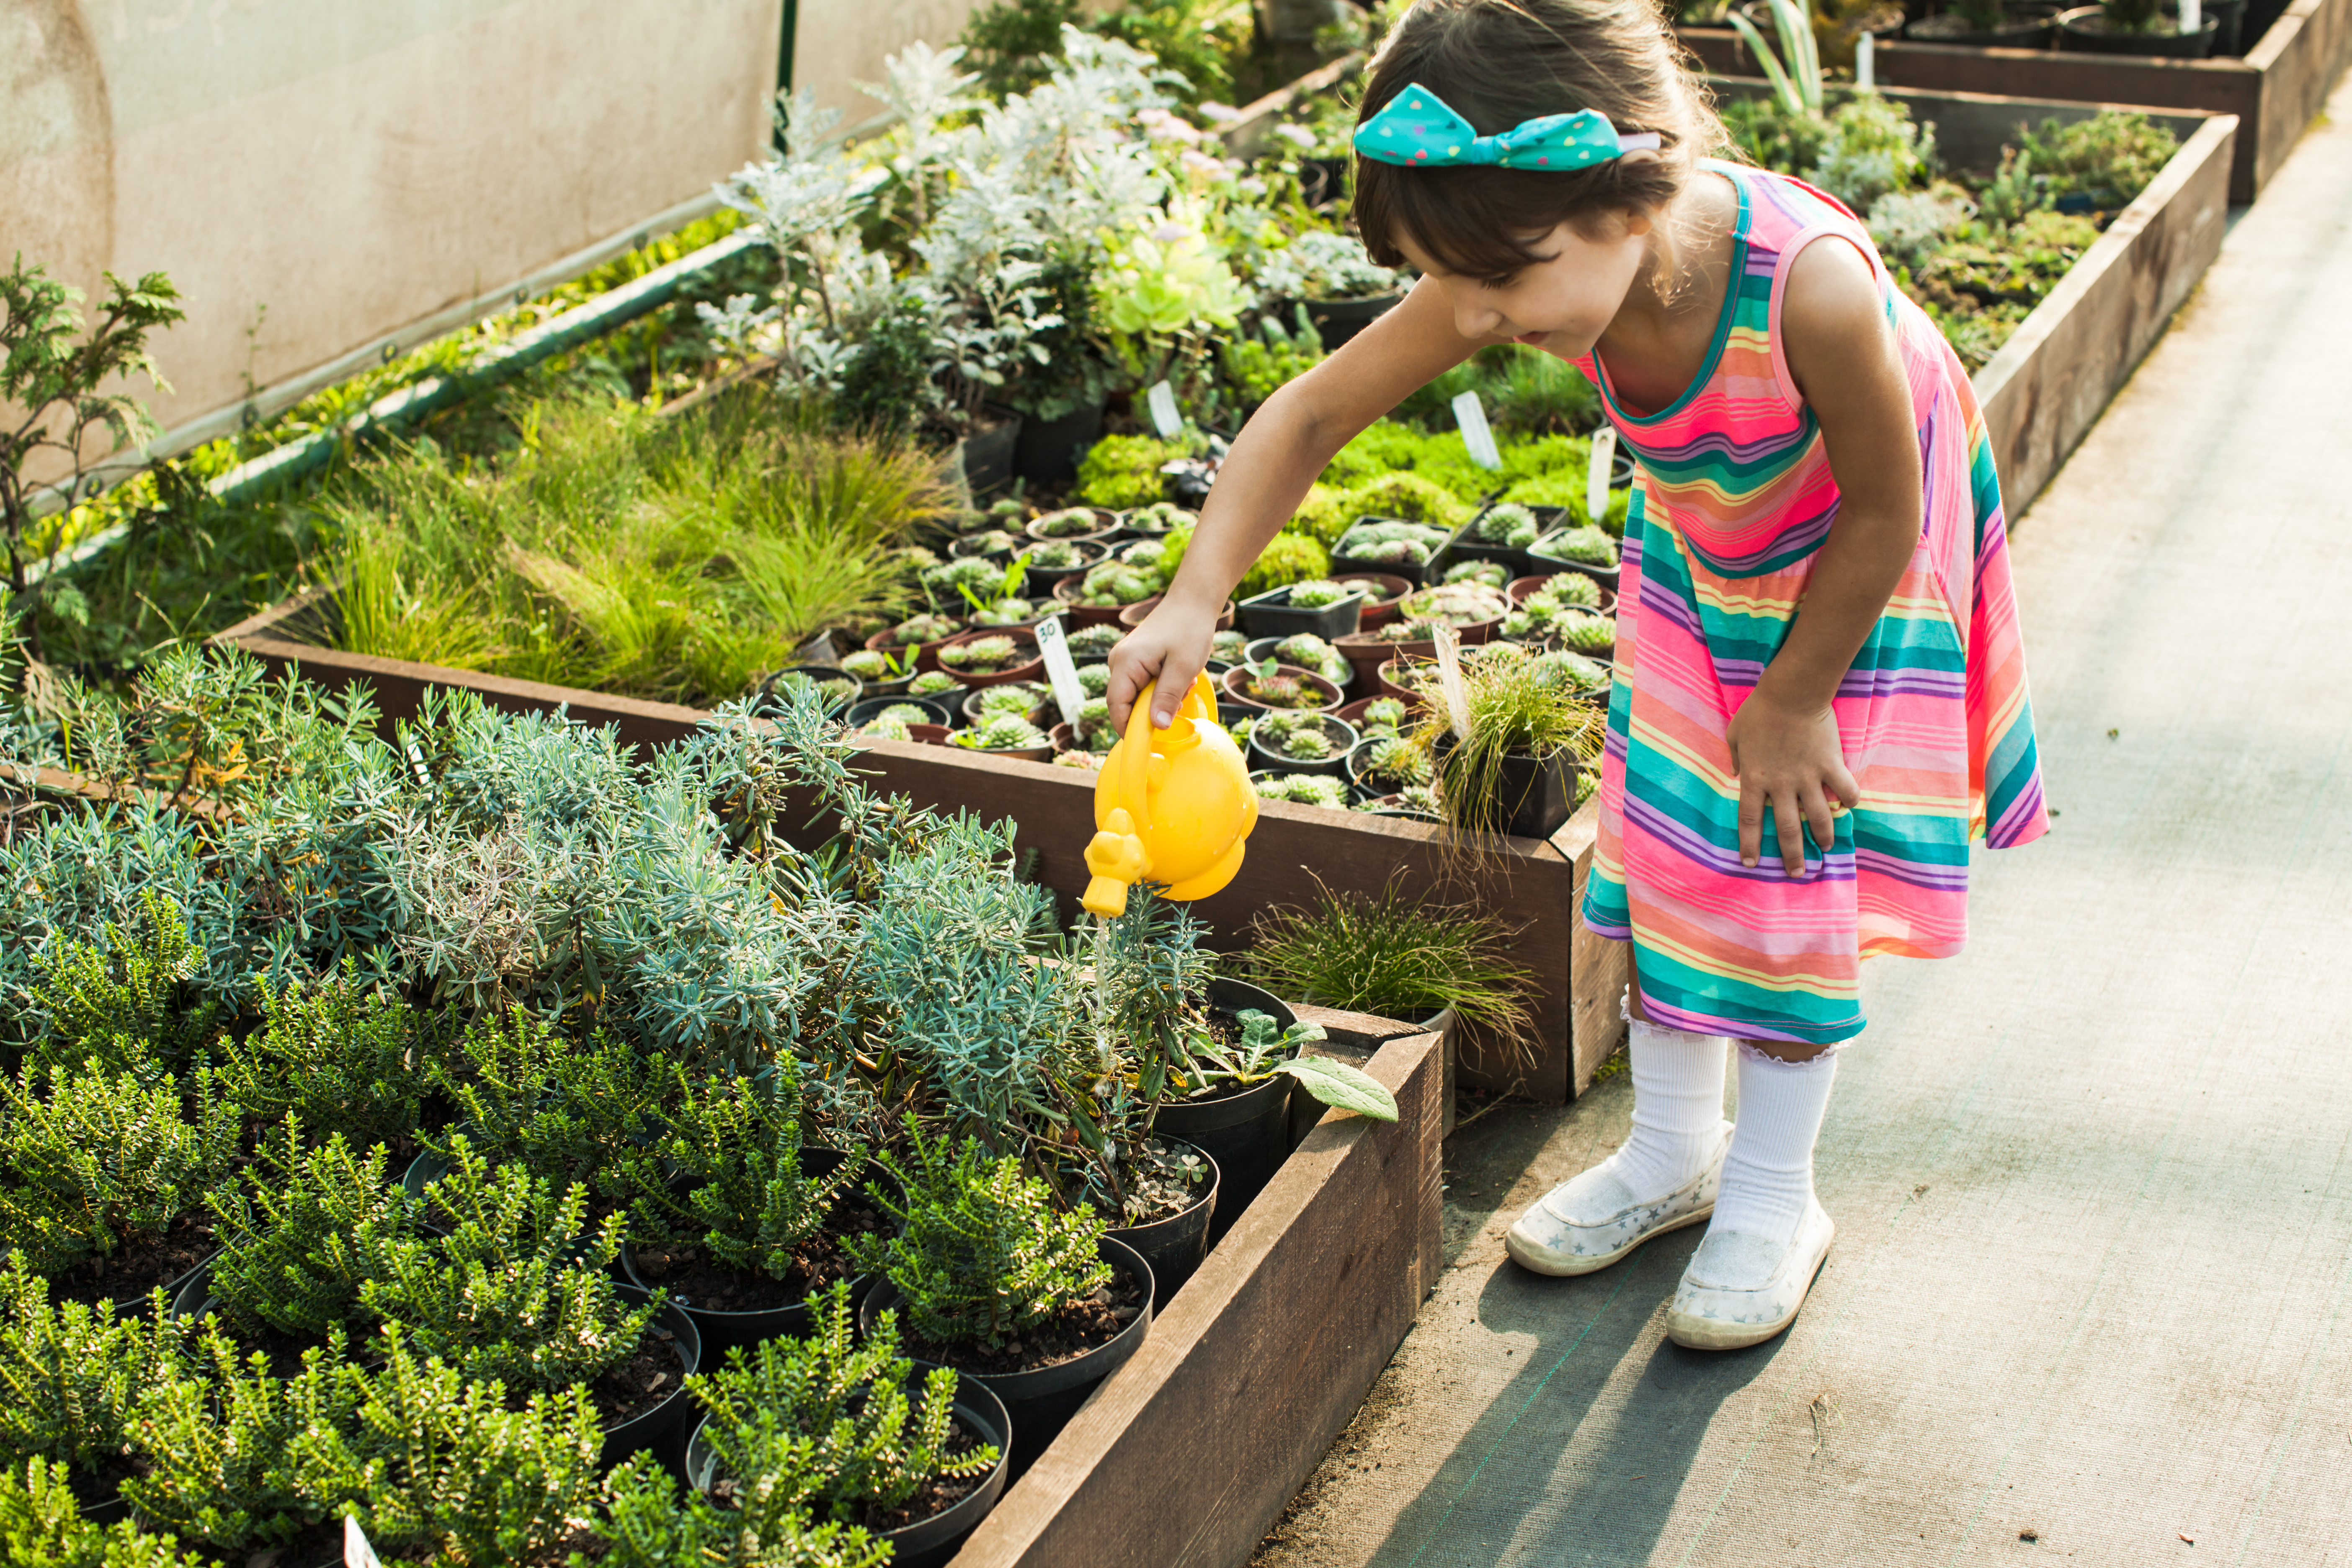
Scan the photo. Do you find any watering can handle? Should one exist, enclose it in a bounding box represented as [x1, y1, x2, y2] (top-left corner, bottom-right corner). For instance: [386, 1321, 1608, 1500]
[1114, 673, 1219, 835]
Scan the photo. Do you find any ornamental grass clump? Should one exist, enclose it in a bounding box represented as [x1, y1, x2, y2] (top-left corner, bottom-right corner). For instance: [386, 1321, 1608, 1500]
[846, 1131, 1109, 1351]
[1243, 877, 1537, 1049]
[362, 1138, 658, 1394]
[1414, 643, 1609, 838]
[206, 1118, 413, 1341]
[617, 1065, 866, 1288]
[210, 965, 425, 1153]
[0, 1058, 234, 1283]
[689, 1283, 997, 1529]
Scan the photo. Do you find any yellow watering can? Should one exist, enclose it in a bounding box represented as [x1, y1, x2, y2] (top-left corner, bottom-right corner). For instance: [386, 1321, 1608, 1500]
[1081, 673, 1258, 918]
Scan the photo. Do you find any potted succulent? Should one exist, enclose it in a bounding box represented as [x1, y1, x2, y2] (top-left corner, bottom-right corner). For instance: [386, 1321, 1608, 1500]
[1452, 500, 1545, 576]
[1244, 710, 1359, 779]
[754, 665, 863, 717]
[1248, 632, 1354, 689]
[1053, 697, 1121, 758]
[1257, 231, 1411, 350]
[1527, 523, 1623, 590]
[1066, 622, 1129, 659]
[851, 1132, 1153, 1471]
[1331, 517, 1457, 587]
[1503, 575, 1615, 647]
[2058, 0, 2219, 54]
[848, 695, 956, 733]
[1237, 578, 1367, 641]
[683, 1282, 1010, 1568]
[928, 628, 1046, 686]
[1021, 537, 1107, 599]
[616, 1066, 892, 1357]
[1444, 559, 1511, 590]
[1221, 659, 1344, 714]
[950, 714, 1055, 761]
[1024, 507, 1119, 545]
[907, 668, 965, 699]
[869, 612, 965, 665]
[1335, 582, 1509, 688]
[948, 528, 1026, 562]
[1907, 0, 2063, 46]
[1057, 558, 1165, 625]
[1354, 785, 1447, 822]
[1334, 571, 1416, 631]
[1416, 642, 1611, 841]
[1118, 501, 1195, 538]
[840, 646, 918, 698]
[1250, 771, 1354, 809]
[1347, 729, 1435, 797]
[1118, 594, 1238, 631]
[959, 681, 1053, 729]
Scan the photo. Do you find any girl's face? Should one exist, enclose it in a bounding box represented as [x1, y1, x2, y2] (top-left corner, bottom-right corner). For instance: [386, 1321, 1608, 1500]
[1391, 211, 1655, 358]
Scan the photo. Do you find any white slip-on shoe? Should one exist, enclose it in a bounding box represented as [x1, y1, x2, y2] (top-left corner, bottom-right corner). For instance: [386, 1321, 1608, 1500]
[1505, 1121, 1735, 1277]
[1663, 1198, 1836, 1350]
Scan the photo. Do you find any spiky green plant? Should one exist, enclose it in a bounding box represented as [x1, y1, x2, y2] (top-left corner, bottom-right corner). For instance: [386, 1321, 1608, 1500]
[426, 1011, 671, 1214]
[23, 890, 213, 1077]
[0, 1457, 207, 1567]
[1413, 651, 1607, 839]
[210, 965, 424, 1150]
[951, 715, 1049, 752]
[1287, 579, 1350, 609]
[1532, 525, 1618, 568]
[1475, 502, 1540, 547]
[0, 1059, 235, 1279]
[0, 1258, 186, 1479]
[938, 635, 1020, 673]
[908, 669, 961, 695]
[1279, 728, 1334, 762]
[361, 1138, 655, 1393]
[690, 1283, 997, 1526]
[846, 1130, 1109, 1350]
[595, 1452, 891, 1568]
[1557, 612, 1615, 654]
[206, 1118, 414, 1340]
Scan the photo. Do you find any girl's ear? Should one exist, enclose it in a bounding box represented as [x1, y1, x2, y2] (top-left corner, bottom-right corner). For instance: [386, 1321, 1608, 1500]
[1621, 208, 1656, 238]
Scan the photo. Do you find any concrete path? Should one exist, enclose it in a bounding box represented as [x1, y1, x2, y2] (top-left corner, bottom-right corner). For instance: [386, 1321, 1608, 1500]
[1256, 80, 2352, 1568]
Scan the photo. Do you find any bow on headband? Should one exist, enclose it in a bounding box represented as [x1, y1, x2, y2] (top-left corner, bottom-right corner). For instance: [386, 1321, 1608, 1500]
[1353, 84, 1662, 170]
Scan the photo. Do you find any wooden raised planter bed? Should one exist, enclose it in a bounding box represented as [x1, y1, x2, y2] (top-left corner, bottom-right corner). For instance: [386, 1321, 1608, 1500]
[213, 590, 1627, 1102]
[1682, 0, 2351, 201]
[1706, 80, 2233, 515]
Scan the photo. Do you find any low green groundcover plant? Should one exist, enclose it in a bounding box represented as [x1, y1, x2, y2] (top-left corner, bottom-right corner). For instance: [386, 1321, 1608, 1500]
[212, 965, 425, 1153]
[1252, 772, 1349, 808]
[207, 1118, 413, 1340]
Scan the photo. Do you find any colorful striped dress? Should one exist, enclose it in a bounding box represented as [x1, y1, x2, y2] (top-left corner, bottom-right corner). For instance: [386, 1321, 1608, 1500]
[1576, 161, 2049, 1045]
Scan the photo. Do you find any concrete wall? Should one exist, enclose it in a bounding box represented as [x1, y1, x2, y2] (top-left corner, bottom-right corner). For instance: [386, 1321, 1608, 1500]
[2, 0, 781, 472]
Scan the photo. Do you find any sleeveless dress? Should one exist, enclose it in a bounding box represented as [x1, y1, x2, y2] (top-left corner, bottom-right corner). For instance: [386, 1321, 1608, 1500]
[1576, 161, 2049, 1045]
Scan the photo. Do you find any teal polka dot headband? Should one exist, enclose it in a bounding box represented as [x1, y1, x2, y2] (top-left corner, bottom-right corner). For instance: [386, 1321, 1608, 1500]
[1353, 83, 1662, 170]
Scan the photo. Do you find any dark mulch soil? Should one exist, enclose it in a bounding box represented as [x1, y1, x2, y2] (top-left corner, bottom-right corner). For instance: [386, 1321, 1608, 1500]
[50, 1215, 214, 1311]
[859, 1416, 998, 1533]
[906, 1268, 1146, 1377]
[628, 1195, 888, 1315]
[66, 1450, 135, 1512]
[588, 1320, 686, 1427]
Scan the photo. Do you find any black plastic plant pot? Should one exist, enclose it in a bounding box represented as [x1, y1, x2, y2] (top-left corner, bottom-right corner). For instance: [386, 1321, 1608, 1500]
[1154, 1075, 1290, 1249]
[1301, 291, 1404, 351]
[685, 1367, 1013, 1568]
[959, 412, 1023, 496]
[87, 1244, 218, 1324]
[2055, 4, 2218, 51]
[1236, 583, 1366, 641]
[1904, 3, 2058, 44]
[1527, 545, 1621, 594]
[619, 1151, 905, 1360]
[858, 1237, 1154, 1482]
[1013, 400, 1106, 485]
[601, 1285, 703, 1471]
[1245, 712, 1359, 779]
[1439, 739, 1581, 841]
[1297, 154, 1349, 208]
[1105, 1141, 1220, 1306]
[847, 695, 957, 732]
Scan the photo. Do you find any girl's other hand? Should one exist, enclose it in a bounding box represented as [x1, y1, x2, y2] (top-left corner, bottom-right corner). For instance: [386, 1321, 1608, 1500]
[1725, 692, 1860, 876]
[1107, 595, 1217, 734]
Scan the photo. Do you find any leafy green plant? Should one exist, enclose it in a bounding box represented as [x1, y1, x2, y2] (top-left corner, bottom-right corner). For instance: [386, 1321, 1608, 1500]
[210, 965, 424, 1151]
[596, 1452, 891, 1568]
[0, 257, 185, 667]
[1413, 645, 1608, 837]
[847, 1130, 1109, 1349]
[0, 1457, 206, 1567]
[0, 1060, 234, 1279]
[21, 891, 214, 1078]
[620, 1065, 867, 1282]
[1173, 1008, 1398, 1120]
[691, 1282, 997, 1526]
[0, 1258, 186, 1479]
[362, 1137, 657, 1393]
[1221, 305, 1327, 407]
[206, 1119, 413, 1340]
[1236, 660, 1325, 710]
[1075, 434, 1184, 510]
[1728, 0, 1823, 120]
[428, 1011, 671, 1213]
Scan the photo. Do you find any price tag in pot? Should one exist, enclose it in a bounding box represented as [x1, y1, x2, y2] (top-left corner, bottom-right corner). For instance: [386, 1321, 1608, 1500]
[1586, 426, 1616, 525]
[1145, 380, 1184, 440]
[1855, 31, 1875, 91]
[1034, 614, 1087, 727]
[345, 1515, 384, 1568]
[2179, 0, 2200, 31]
[1451, 391, 1503, 470]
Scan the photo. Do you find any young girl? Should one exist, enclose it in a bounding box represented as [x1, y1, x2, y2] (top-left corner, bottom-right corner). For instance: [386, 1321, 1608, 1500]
[1109, 0, 2048, 1346]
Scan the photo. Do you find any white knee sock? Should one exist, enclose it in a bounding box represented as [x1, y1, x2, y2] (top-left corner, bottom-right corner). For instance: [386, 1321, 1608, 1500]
[1710, 1044, 1840, 1246]
[1607, 1020, 1731, 1200]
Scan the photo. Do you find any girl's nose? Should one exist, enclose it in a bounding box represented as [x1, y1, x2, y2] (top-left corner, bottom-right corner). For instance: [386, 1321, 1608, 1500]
[1448, 289, 1504, 341]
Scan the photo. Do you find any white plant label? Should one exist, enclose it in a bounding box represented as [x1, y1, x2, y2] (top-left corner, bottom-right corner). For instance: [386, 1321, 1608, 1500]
[345, 1516, 384, 1568]
[1855, 31, 1875, 90]
[1586, 426, 1617, 524]
[1034, 614, 1087, 727]
[2179, 0, 2200, 31]
[1145, 380, 1183, 439]
[1451, 391, 1503, 470]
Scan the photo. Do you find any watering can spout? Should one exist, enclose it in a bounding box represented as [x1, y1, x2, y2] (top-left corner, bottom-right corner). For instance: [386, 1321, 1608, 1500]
[1081, 673, 1257, 919]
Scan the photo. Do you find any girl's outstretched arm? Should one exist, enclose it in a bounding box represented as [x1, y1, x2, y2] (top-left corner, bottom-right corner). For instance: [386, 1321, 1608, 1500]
[1728, 238, 1924, 875]
[1107, 279, 1481, 732]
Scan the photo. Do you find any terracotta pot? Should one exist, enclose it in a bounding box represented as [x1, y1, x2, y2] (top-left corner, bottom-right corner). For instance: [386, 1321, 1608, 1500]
[1052, 575, 1154, 629]
[924, 627, 1046, 688]
[866, 622, 962, 670]
[1220, 662, 1344, 714]
[1332, 572, 1413, 631]
[1024, 508, 1121, 547]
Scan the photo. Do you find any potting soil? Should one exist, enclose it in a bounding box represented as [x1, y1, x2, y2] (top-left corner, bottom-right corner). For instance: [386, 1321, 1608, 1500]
[589, 1323, 684, 1426]
[907, 1270, 1146, 1377]
[52, 1213, 214, 1311]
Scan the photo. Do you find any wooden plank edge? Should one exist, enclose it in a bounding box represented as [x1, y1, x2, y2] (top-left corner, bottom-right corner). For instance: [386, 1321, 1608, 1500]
[947, 1026, 1445, 1567]
[1973, 113, 2235, 513]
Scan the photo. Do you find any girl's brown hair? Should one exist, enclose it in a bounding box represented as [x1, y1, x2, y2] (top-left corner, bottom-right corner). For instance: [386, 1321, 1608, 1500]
[1351, 0, 1725, 279]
